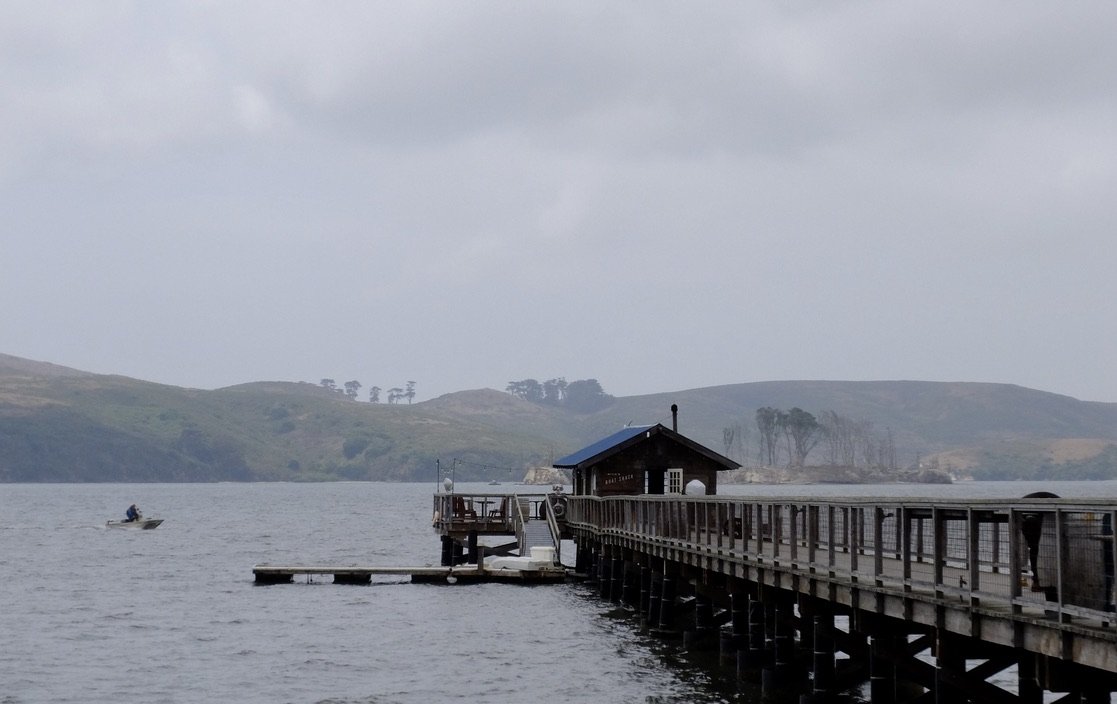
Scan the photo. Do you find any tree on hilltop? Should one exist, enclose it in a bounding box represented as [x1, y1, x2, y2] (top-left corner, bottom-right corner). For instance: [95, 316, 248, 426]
[542, 378, 567, 404]
[784, 407, 821, 467]
[756, 407, 780, 465]
[564, 378, 611, 412]
[506, 376, 612, 412]
[506, 379, 543, 402]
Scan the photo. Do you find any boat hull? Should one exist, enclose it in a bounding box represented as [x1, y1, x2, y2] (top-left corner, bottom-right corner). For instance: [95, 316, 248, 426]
[106, 518, 163, 529]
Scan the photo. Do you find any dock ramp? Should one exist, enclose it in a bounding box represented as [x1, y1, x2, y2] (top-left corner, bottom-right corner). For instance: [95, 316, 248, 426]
[513, 495, 561, 562]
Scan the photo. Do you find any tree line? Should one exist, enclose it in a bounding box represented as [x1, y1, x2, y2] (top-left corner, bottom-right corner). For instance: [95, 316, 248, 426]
[319, 379, 417, 404]
[722, 407, 898, 470]
[505, 377, 614, 412]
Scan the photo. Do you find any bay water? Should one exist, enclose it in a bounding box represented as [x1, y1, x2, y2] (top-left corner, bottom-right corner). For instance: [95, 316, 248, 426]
[2, 480, 1113, 703]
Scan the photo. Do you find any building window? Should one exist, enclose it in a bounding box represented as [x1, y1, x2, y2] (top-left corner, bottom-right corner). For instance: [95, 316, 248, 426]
[667, 468, 683, 494]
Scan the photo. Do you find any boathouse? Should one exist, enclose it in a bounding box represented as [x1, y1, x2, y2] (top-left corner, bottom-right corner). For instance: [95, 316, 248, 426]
[554, 409, 739, 497]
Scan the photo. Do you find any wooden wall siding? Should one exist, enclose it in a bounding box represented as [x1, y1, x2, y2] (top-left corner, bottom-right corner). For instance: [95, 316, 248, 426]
[581, 435, 721, 497]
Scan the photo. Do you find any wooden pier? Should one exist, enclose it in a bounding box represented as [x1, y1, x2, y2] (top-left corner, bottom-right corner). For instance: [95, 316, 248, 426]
[252, 482, 1117, 701]
[562, 493, 1117, 703]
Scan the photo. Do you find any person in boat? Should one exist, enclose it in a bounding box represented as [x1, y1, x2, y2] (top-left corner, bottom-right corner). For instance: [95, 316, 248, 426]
[125, 504, 140, 522]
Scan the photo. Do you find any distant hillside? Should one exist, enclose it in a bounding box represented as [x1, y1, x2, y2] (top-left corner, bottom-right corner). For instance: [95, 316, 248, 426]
[2, 353, 1115, 482]
[596, 381, 1117, 469]
[0, 353, 93, 379]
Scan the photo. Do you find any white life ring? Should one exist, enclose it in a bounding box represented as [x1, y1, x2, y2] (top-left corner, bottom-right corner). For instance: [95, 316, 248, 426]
[551, 496, 568, 519]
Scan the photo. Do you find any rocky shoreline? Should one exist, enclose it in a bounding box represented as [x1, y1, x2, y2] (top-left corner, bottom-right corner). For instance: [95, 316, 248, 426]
[521, 467, 571, 485]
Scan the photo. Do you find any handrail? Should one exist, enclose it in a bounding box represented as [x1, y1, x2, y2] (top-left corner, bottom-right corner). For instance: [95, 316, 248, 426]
[432, 491, 548, 529]
[513, 494, 529, 555]
[563, 494, 1117, 627]
[543, 496, 562, 564]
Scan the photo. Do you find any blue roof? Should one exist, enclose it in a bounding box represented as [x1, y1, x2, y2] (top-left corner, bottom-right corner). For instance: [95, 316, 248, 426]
[553, 423, 741, 471]
[553, 425, 656, 468]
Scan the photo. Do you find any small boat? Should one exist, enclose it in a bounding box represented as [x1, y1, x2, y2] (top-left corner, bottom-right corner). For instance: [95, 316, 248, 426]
[106, 517, 164, 530]
[488, 480, 500, 486]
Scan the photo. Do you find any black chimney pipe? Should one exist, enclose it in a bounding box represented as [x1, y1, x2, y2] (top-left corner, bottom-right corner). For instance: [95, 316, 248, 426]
[671, 404, 678, 432]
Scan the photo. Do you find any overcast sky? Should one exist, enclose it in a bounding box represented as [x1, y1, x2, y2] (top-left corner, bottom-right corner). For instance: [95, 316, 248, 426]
[2, 2, 1115, 403]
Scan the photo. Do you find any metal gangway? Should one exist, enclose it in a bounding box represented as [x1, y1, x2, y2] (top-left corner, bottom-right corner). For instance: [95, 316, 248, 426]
[511, 493, 562, 563]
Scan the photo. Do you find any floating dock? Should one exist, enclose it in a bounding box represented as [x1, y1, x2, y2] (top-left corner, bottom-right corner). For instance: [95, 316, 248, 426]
[253, 491, 566, 586]
[252, 563, 567, 585]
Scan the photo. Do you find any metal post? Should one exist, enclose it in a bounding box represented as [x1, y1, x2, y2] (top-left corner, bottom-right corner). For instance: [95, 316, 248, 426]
[599, 546, 612, 599]
[440, 535, 453, 566]
[763, 596, 795, 695]
[610, 556, 624, 603]
[575, 539, 591, 576]
[647, 570, 662, 627]
[870, 635, 896, 704]
[1017, 653, 1042, 704]
[1009, 509, 1023, 612]
[851, 507, 860, 576]
[1055, 508, 1067, 623]
[933, 508, 946, 598]
[968, 508, 980, 604]
[916, 515, 925, 563]
[811, 612, 835, 694]
[807, 504, 818, 567]
[684, 591, 715, 650]
[740, 595, 767, 671]
[638, 564, 651, 615]
[790, 504, 799, 562]
[774, 599, 795, 674]
[467, 531, 478, 565]
[657, 572, 676, 633]
[828, 505, 836, 575]
[723, 590, 747, 667]
[934, 635, 963, 704]
[874, 507, 885, 586]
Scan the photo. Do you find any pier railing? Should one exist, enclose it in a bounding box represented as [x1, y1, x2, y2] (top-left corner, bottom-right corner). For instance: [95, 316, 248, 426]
[432, 492, 549, 532]
[565, 495, 1117, 628]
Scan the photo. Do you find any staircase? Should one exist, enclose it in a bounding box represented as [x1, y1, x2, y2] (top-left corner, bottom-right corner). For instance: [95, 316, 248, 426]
[512, 496, 559, 561]
[520, 518, 556, 552]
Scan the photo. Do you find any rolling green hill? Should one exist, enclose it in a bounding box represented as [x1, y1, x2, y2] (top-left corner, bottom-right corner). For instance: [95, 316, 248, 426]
[2, 353, 1116, 482]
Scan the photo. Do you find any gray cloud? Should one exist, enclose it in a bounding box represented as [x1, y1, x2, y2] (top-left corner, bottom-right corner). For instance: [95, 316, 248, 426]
[2, 2, 1115, 402]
